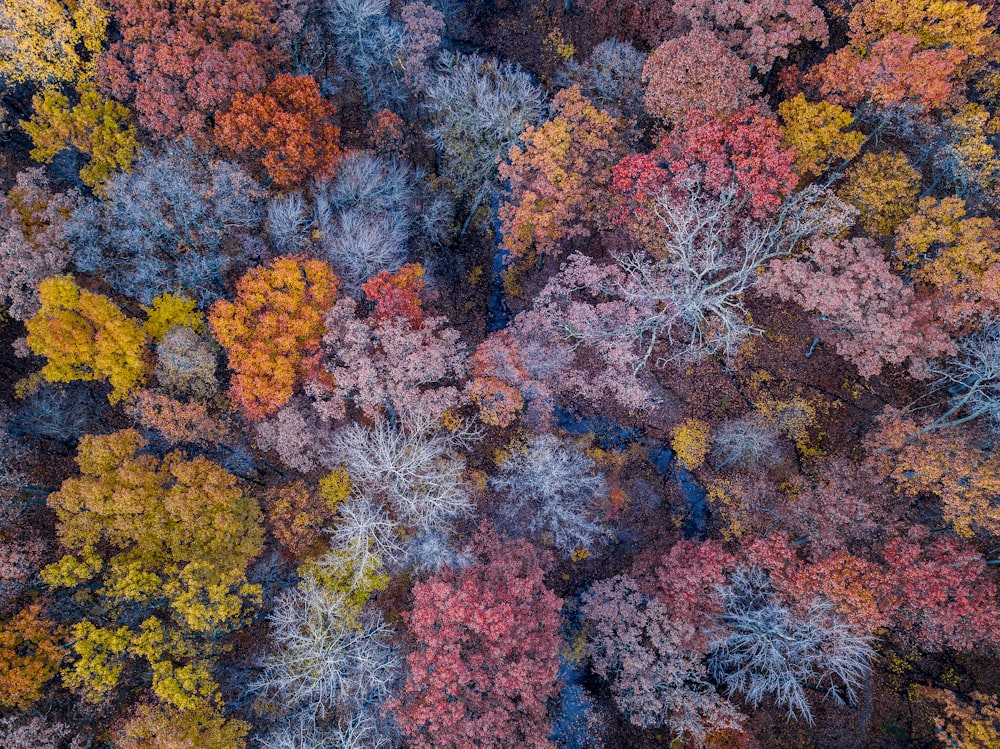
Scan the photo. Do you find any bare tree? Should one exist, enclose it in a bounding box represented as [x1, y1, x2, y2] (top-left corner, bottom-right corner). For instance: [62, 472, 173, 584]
[708, 566, 875, 723]
[254, 578, 402, 718]
[324, 0, 407, 110]
[556, 39, 646, 119]
[333, 416, 476, 532]
[922, 323, 1000, 433]
[424, 52, 545, 213]
[711, 415, 781, 470]
[489, 434, 611, 556]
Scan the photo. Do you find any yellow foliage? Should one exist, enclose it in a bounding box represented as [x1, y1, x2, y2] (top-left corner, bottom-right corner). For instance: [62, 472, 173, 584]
[670, 418, 711, 470]
[25, 275, 148, 403]
[0, 0, 109, 86]
[143, 293, 204, 340]
[849, 0, 991, 57]
[43, 430, 264, 704]
[300, 547, 389, 625]
[838, 151, 921, 235]
[22, 83, 140, 191]
[778, 94, 864, 178]
[920, 688, 1000, 749]
[319, 466, 352, 511]
[118, 700, 250, 749]
[544, 29, 577, 61]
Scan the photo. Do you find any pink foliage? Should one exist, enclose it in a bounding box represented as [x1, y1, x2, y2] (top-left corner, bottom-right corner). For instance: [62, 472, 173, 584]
[321, 298, 468, 423]
[402, 2, 444, 92]
[394, 529, 561, 749]
[582, 575, 744, 739]
[760, 237, 954, 377]
[672, 0, 828, 69]
[637, 540, 734, 651]
[642, 29, 762, 125]
[0, 169, 78, 320]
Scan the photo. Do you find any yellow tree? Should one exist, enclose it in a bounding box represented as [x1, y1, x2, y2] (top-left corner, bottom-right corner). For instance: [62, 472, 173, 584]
[778, 94, 864, 178]
[41, 429, 264, 706]
[0, 0, 108, 87]
[837, 151, 921, 235]
[117, 701, 250, 749]
[22, 83, 140, 192]
[25, 275, 148, 403]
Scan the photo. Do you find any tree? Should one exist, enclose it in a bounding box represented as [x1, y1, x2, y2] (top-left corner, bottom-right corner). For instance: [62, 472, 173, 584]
[130, 390, 226, 446]
[0, 717, 79, 749]
[116, 701, 250, 749]
[424, 52, 545, 206]
[577, 0, 674, 47]
[210, 256, 340, 420]
[401, 2, 444, 92]
[879, 527, 1000, 652]
[671, 0, 828, 70]
[923, 688, 1000, 748]
[98, 0, 283, 138]
[394, 529, 561, 749]
[321, 297, 469, 423]
[0, 168, 78, 320]
[709, 566, 875, 723]
[582, 575, 744, 743]
[41, 429, 264, 705]
[612, 107, 797, 230]
[22, 83, 140, 192]
[865, 409, 1000, 537]
[254, 577, 400, 719]
[0, 0, 108, 86]
[325, 0, 407, 110]
[263, 473, 348, 557]
[0, 604, 63, 708]
[778, 94, 864, 179]
[642, 29, 761, 126]
[837, 151, 921, 236]
[498, 86, 624, 262]
[25, 275, 148, 403]
[332, 417, 474, 532]
[154, 325, 221, 402]
[556, 39, 646, 120]
[894, 196, 1000, 328]
[361, 263, 427, 327]
[760, 237, 953, 377]
[68, 143, 265, 305]
[926, 324, 1000, 433]
[490, 434, 610, 557]
[215, 74, 343, 189]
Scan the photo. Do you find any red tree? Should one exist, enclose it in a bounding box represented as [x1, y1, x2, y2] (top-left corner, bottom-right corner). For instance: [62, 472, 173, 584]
[214, 74, 342, 189]
[612, 107, 797, 230]
[394, 529, 562, 749]
[99, 0, 283, 139]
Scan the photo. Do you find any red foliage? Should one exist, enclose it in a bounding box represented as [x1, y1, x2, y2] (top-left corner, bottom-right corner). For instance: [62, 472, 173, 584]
[214, 74, 342, 189]
[99, 0, 283, 139]
[880, 527, 1000, 652]
[394, 529, 561, 749]
[361, 263, 426, 328]
[578, 0, 675, 47]
[612, 107, 797, 227]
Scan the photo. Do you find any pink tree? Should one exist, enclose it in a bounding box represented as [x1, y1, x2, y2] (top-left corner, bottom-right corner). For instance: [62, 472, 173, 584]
[393, 528, 562, 749]
[760, 237, 954, 377]
[642, 29, 762, 125]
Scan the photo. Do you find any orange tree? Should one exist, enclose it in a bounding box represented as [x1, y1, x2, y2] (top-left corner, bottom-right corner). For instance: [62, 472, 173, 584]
[214, 74, 342, 189]
[210, 256, 340, 420]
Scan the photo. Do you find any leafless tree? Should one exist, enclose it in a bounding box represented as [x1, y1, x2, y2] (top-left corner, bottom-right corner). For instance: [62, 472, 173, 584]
[324, 0, 407, 109]
[709, 566, 875, 723]
[424, 52, 545, 213]
[711, 415, 782, 470]
[556, 39, 646, 119]
[333, 416, 476, 532]
[922, 323, 1000, 433]
[490, 434, 610, 556]
[254, 579, 402, 718]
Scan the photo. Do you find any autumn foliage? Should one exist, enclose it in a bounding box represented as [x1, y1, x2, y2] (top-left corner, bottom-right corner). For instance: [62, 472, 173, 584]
[210, 256, 339, 419]
[215, 74, 343, 189]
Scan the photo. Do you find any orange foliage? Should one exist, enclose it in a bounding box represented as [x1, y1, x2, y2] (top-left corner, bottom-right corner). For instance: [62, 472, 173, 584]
[215, 74, 342, 189]
[362, 263, 426, 327]
[210, 257, 339, 420]
[0, 604, 63, 709]
[130, 390, 226, 446]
